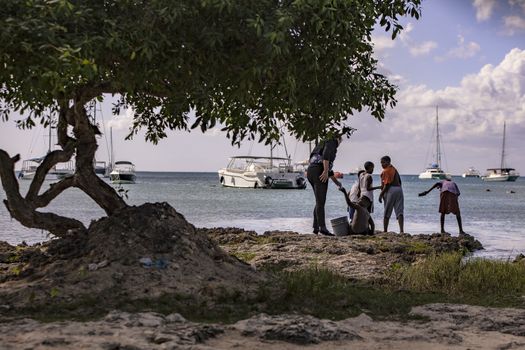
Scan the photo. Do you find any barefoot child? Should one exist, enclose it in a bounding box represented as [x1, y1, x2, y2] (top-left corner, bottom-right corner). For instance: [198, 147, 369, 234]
[418, 178, 465, 235]
[339, 187, 375, 235]
[348, 170, 365, 221]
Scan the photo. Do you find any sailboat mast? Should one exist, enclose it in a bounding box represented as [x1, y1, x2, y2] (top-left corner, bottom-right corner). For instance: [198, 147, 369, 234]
[436, 106, 441, 167]
[48, 117, 52, 154]
[501, 121, 506, 169]
[110, 126, 114, 170]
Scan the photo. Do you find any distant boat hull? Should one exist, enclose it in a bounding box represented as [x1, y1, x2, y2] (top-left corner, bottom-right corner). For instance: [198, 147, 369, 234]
[218, 169, 306, 189]
[110, 172, 136, 184]
[418, 169, 451, 180]
[462, 167, 480, 178]
[482, 173, 519, 182]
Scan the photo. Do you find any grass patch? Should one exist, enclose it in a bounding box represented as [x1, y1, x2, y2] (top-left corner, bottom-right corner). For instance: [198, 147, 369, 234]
[254, 236, 280, 245]
[405, 241, 432, 254]
[262, 266, 444, 321]
[390, 252, 525, 307]
[231, 251, 257, 262]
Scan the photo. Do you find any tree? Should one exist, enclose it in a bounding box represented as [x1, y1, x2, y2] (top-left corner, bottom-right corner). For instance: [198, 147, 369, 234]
[0, 0, 421, 236]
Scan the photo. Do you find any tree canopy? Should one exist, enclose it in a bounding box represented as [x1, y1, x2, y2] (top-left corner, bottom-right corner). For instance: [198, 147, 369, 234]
[0, 0, 421, 236]
[1, 0, 421, 143]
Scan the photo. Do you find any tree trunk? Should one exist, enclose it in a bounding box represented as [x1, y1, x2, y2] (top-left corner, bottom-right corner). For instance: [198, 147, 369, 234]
[0, 95, 129, 237]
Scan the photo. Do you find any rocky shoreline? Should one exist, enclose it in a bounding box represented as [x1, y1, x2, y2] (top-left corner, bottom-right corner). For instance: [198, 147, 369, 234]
[200, 227, 483, 281]
[2, 203, 523, 350]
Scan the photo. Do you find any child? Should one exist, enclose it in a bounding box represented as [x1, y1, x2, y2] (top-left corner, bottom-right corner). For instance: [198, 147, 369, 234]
[419, 178, 465, 235]
[359, 161, 381, 213]
[348, 170, 365, 221]
[340, 187, 375, 235]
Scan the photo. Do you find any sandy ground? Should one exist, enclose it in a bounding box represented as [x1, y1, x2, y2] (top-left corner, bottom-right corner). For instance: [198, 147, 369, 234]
[1, 304, 525, 349]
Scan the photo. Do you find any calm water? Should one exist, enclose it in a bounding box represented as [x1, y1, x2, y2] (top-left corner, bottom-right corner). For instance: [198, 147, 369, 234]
[1, 172, 524, 259]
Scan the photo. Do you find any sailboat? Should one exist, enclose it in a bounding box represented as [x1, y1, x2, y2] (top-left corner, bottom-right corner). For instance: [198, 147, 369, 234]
[19, 120, 75, 180]
[419, 106, 451, 180]
[481, 121, 520, 182]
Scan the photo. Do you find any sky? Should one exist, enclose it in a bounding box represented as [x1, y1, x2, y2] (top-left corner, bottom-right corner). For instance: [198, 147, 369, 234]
[0, 0, 524, 175]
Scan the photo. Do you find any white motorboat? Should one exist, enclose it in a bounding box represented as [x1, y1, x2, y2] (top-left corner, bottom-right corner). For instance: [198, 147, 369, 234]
[218, 156, 307, 189]
[462, 167, 480, 178]
[419, 106, 451, 180]
[482, 121, 519, 182]
[110, 161, 136, 184]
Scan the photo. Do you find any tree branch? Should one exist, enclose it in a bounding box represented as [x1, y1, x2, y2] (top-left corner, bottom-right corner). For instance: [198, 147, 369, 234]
[33, 176, 76, 208]
[25, 142, 76, 201]
[0, 149, 86, 237]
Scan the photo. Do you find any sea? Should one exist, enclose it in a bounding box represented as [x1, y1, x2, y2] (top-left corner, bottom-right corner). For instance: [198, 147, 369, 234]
[1, 172, 524, 259]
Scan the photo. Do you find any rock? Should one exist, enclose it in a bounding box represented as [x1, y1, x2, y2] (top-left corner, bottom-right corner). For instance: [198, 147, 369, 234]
[166, 313, 186, 323]
[513, 253, 525, 263]
[234, 314, 361, 345]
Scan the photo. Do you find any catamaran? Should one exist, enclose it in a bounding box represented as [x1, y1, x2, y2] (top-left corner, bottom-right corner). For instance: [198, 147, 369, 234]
[419, 106, 451, 180]
[482, 121, 519, 182]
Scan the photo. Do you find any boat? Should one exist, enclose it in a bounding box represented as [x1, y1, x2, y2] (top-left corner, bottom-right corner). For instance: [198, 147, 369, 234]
[218, 156, 307, 189]
[334, 171, 344, 179]
[462, 167, 480, 178]
[19, 121, 75, 180]
[108, 127, 136, 184]
[481, 121, 520, 182]
[110, 161, 136, 184]
[348, 167, 363, 176]
[95, 160, 109, 177]
[419, 106, 451, 180]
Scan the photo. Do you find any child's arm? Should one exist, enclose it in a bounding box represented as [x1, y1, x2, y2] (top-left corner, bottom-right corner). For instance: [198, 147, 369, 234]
[366, 175, 381, 191]
[339, 187, 359, 209]
[330, 175, 342, 189]
[418, 183, 440, 197]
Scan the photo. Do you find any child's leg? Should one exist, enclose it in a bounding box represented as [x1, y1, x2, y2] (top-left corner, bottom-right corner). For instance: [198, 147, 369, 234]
[440, 213, 446, 233]
[456, 213, 465, 234]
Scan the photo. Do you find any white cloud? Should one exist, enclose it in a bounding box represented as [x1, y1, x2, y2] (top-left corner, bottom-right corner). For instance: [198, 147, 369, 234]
[107, 108, 134, 130]
[473, 0, 497, 21]
[373, 22, 437, 58]
[409, 41, 438, 56]
[394, 48, 525, 139]
[503, 15, 525, 34]
[372, 35, 397, 53]
[436, 35, 480, 61]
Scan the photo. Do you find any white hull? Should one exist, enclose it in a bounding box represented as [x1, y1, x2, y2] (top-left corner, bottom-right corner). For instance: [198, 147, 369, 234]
[418, 169, 451, 180]
[110, 161, 136, 184]
[462, 174, 480, 178]
[482, 174, 519, 182]
[18, 170, 74, 181]
[110, 171, 136, 184]
[218, 169, 306, 189]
